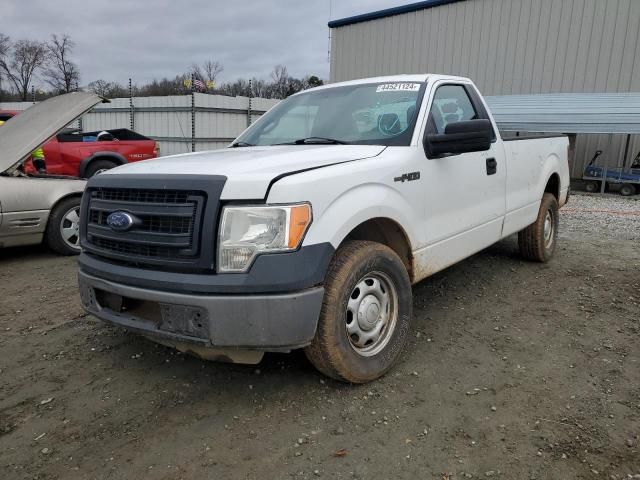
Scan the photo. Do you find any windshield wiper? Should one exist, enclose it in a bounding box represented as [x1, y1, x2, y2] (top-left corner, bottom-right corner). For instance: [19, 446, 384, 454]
[230, 141, 255, 147]
[277, 137, 348, 145]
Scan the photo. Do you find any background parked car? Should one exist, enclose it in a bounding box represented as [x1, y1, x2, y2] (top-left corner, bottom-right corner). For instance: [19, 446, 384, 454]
[0, 110, 158, 177]
[0, 93, 106, 255]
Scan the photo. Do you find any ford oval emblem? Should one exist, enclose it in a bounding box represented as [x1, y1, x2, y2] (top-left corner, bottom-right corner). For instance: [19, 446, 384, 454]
[106, 211, 134, 231]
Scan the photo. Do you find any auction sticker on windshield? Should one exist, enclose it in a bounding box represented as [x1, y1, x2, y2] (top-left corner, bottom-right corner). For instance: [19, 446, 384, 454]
[376, 83, 421, 93]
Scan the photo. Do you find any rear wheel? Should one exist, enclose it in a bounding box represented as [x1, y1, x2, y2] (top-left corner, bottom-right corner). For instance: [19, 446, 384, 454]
[518, 193, 559, 263]
[85, 159, 118, 178]
[46, 196, 81, 255]
[305, 240, 412, 383]
[585, 181, 599, 193]
[620, 183, 636, 196]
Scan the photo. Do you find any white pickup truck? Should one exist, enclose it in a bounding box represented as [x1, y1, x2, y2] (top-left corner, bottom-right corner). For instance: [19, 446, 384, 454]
[78, 74, 569, 383]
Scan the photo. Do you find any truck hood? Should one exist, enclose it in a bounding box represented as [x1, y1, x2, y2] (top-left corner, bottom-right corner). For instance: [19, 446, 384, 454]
[105, 144, 386, 199]
[0, 92, 106, 174]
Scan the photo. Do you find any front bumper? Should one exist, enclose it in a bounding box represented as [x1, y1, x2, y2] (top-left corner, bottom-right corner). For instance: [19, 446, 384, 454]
[78, 270, 324, 351]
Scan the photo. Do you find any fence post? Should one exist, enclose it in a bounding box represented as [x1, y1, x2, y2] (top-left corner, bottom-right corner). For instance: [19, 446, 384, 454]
[191, 74, 196, 152]
[31, 85, 35, 104]
[129, 78, 135, 131]
[622, 134, 631, 171]
[247, 79, 253, 127]
[599, 134, 613, 194]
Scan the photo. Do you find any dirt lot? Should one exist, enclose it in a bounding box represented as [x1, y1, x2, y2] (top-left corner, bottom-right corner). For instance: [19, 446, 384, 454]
[1, 193, 639, 480]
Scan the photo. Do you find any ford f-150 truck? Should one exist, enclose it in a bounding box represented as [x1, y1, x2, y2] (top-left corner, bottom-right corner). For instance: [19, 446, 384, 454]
[78, 74, 569, 383]
[0, 110, 158, 177]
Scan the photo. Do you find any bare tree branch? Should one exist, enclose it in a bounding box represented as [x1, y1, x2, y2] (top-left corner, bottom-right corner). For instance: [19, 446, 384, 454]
[202, 60, 223, 83]
[87, 79, 128, 98]
[0, 39, 47, 100]
[42, 34, 79, 93]
[188, 60, 224, 88]
[0, 33, 10, 99]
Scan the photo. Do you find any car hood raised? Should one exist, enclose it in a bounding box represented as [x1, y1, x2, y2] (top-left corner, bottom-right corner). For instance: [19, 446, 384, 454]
[0, 92, 106, 173]
[104, 144, 387, 199]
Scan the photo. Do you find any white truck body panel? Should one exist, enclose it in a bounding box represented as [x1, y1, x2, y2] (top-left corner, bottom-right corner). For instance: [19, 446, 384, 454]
[107, 144, 386, 200]
[267, 74, 569, 283]
[78, 73, 570, 367]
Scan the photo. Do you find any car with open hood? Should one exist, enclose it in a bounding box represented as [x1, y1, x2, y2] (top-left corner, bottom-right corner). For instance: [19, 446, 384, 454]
[0, 92, 106, 254]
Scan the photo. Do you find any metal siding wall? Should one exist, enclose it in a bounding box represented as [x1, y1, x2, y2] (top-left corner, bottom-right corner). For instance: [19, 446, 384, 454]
[330, 0, 640, 177]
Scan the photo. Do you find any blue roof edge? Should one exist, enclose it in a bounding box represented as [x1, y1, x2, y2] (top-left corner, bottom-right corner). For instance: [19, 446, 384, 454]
[328, 0, 468, 28]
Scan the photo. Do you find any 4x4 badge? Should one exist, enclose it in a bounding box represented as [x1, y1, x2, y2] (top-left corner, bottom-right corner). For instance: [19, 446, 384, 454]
[394, 172, 420, 183]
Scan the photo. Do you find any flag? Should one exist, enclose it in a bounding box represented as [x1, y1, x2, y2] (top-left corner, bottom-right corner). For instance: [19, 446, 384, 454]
[194, 79, 206, 91]
[183, 78, 192, 89]
[206, 80, 214, 90]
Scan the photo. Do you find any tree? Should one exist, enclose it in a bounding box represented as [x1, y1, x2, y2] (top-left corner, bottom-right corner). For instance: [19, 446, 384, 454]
[189, 60, 224, 88]
[306, 75, 323, 88]
[270, 64, 290, 99]
[42, 34, 80, 93]
[87, 79, 127, 98]
[0, 33, 10, 100]
[201, 60, 223, 84]
[0, 39, 47, 100]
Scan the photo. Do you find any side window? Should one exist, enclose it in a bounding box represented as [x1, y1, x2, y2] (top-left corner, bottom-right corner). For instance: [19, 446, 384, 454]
[427, 84, 478, 134]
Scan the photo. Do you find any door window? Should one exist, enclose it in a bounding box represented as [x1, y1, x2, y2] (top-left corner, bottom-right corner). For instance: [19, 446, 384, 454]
[427, 84, 478, 134]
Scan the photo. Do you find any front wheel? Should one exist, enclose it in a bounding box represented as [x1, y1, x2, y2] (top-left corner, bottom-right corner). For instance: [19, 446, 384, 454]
[46, 197, 82, 255]
[518, 193, 559, 263]
[305, 240, 412, 383]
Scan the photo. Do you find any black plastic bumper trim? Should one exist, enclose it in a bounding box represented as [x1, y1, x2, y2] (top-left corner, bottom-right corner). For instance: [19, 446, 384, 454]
[78, 242, 335, 295]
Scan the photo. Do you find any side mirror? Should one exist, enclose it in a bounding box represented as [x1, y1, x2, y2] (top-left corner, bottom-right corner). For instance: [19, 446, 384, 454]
[424, 119, 493, 157]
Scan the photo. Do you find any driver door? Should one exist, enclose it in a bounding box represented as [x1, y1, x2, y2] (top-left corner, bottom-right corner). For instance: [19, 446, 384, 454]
[415, 81, 507, 273]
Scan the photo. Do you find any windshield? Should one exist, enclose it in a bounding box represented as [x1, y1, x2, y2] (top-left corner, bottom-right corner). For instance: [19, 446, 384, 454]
[235, 82, 426, 147]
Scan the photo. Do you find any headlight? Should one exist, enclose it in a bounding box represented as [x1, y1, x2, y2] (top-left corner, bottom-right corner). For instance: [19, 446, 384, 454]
[218, 203, 312, 273]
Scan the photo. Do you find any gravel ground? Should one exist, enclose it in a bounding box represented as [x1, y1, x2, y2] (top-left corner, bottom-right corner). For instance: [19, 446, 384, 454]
[1, 197, 639, 480]
[562, 192, 640, 240]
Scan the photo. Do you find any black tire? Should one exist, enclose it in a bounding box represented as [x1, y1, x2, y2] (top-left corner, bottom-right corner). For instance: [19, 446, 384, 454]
[304, 240, 412, 384]
[85, 159, 118, 178]
[518, 193, 559, 263]
[620, 183, 636, 196]
[585, 181, 599, 193]
[46, 196, 82, 256]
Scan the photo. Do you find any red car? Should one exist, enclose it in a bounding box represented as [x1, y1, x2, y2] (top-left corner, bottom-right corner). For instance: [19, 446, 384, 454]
[0, 110, 158, 177]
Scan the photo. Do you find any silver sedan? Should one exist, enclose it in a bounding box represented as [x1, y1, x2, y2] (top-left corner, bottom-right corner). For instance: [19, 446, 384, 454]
[0, 92, 105, 254]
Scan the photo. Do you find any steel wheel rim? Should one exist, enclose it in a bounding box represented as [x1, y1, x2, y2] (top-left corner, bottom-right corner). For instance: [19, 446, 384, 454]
[543, 210, 554, 248]
[60, 206, 81, 250]
[345, 271, 398, 357]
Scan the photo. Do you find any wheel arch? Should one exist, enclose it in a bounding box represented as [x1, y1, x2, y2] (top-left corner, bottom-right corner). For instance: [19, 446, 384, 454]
[79, 151, 127, 178]
[46, 192, 83, 228]
[341, 217, 414, 282]
[303, 183, 419, 282]
[544, 172, 561, 200]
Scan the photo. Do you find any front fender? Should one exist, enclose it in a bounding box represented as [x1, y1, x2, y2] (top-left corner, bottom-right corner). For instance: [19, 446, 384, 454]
[303, 182, 419, 250]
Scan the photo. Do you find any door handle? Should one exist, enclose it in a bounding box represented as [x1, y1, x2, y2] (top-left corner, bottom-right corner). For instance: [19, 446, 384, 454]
[486, 157, 497, 175]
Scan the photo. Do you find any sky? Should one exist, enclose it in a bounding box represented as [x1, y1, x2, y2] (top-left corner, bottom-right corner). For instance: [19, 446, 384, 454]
[1, 0, 409, 87]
